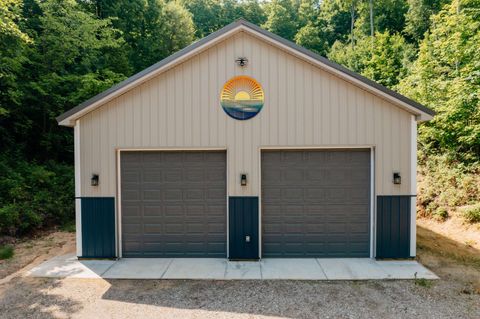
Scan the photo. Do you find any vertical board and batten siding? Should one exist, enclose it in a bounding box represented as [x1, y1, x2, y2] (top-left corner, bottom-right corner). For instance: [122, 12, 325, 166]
[79, 31, 414, 198]
[376, 196, 412, 258]
[80, 197, 116, 258]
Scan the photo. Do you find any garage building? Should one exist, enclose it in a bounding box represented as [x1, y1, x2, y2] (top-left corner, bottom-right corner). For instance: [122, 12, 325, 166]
[57, 19, 434, 260]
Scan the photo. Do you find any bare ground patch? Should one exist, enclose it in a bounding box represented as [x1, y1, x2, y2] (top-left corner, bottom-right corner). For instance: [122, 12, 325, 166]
[0, 231, 75, 282]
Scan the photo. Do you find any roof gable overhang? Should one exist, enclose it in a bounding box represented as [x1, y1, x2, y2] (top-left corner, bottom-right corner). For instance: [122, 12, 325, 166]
[57, 19, 434, 127]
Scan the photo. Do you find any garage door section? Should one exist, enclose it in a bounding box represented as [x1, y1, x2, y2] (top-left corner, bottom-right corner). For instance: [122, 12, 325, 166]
[261, 149, 370, 257]
[121, 151, 226, 257]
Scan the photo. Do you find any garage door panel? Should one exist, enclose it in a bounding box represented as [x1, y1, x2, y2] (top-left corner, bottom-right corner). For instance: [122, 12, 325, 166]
[122, 204, 141, 216]
[142, 152, 162, 163]
[143, 206, 162, 216]
[205, 204, 224, 214]
[262, 188, 282, 202]
[304, 188, 327, 201]
[122, 224, 142, 234]
[262, 149, 370, 258]
[121, 151, 226, 257]
[163, 205, 183, 216]
[143, 224, 163, 233]
[122, 170, 141, 182]
[122, 152, 142, 163]
[143, 190, 162, 201]
[185, 168, 204, 182]
[184, 189, 204, 200]
[122, 189, 141, 201]
[207, 168, 226, 181]
[207, 188, 226, 200]
[163, 189, 183, 201]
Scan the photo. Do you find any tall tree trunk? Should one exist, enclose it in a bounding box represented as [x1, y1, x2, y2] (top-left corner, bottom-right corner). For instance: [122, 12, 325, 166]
[370, 0, 374, 37]
[455, 0, 460, 74]
[350, 0, 356, 50]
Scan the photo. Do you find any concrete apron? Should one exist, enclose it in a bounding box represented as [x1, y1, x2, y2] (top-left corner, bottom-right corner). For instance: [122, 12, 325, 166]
[26, 254, 438, 280]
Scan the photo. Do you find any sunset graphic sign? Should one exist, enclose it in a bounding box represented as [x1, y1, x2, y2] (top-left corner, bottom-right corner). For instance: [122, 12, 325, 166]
[220, 75, 264, 120]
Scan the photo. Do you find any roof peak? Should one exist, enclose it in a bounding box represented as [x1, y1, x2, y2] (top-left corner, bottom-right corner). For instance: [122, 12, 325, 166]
[57, 18, 434, 126]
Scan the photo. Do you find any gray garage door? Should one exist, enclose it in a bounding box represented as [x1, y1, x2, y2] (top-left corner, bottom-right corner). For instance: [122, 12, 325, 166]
[121, 151, 226, 257]
[261, 149, 370, 257]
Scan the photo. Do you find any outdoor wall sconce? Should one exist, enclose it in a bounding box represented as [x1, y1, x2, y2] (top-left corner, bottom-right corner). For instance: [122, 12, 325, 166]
[235, 57, 248, 67]
[393, 172, 401, 185]
[91, 174, 99, 186]
[240, 174, 247, 186]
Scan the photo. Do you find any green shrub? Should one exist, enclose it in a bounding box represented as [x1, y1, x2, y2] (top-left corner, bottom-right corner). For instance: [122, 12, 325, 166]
[60, 221, 76, 233]
[417, 155, 480, 219]
[462, 204, 480, 223]
[0, 245, 14, 260]
[433, 207, 448, 221]
[0, 156, 74, 236]
[414, 277, 433, 288]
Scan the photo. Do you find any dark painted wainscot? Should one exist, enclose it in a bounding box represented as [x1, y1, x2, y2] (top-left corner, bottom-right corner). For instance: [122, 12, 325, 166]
[229, 196, 259, 260]
[376, 195, 412, 259]
[80, 197, 116, 258]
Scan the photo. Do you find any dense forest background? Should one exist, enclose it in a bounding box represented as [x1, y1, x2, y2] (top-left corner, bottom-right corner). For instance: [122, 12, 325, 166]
[1, 0, 479, 235]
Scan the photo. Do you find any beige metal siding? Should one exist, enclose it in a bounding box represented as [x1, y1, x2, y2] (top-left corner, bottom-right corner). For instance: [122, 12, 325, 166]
[78, 31, 414, 197]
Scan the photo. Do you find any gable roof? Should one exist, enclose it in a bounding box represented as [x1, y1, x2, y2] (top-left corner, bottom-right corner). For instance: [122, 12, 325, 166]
[57, 19, 434, 126]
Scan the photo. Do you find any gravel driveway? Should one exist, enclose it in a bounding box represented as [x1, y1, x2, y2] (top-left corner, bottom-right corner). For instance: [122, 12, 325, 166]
[0, 230, 479, 319]
[0, 275, 478, 319]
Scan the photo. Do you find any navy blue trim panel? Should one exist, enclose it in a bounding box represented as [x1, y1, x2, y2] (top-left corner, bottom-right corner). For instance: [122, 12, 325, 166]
[376, 195, 413, 259]
[80, 197, 116, 258]
[229, 196, 259, 260]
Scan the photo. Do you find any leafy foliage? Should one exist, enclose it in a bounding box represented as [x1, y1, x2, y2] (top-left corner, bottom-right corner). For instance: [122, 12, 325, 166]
[0, 0, 29, 120]
[0, 156, 74, 235]
[0, 245, 14, 259]
[0, 0, 30, 41]
[262, 0, 302, 41]
[417, 154, 480, 220]
[180, 0, 265, 39]
[404, 0, 450, 42]
[462, 204, 480, 223]
[329, 31, 414, 87]
[398, 0, 480, 162]
[95, 0, 195, 72]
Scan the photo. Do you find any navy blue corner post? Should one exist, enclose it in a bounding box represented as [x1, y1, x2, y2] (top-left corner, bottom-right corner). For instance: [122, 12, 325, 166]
[80, 197, 116, 258]
[376, 196, 412, 259]
[229, 197, 259, 260]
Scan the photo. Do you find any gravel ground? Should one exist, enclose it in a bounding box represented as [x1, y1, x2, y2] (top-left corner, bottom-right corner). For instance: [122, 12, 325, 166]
[0, 275, 478, 319]
[0, 228, 479, 319]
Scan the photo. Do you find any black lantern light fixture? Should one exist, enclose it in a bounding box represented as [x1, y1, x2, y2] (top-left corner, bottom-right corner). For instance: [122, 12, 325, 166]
[240, 173, 247, 186]
[235, 57, 248, 67]
[91, 174, 99, 186]
[393, 172, 401, 185]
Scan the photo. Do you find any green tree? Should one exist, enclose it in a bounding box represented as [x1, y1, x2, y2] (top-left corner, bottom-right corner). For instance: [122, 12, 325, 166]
[133, 0, 195, 71]
[4, 0, 127, 161]
[329, 31, 414, 88]
[0, 0, 30, 41]
[180, 0, 223, 38]
[295, 0, 328, 54]
[356, 0, 408, 35]
[238, 0, 267, 26]
[404, 0, 450, 43]
[295, 0, 351, 55]
[91, 0, 195, 72]
[0, 0, 30, 121]
[180, 0, 266, 38]
[262, 0, 300, 41]
[398, 0, 480, 162]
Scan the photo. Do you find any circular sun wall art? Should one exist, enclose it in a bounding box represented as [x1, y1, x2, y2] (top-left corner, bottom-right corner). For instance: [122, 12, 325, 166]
[220, 75, 264, 120]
